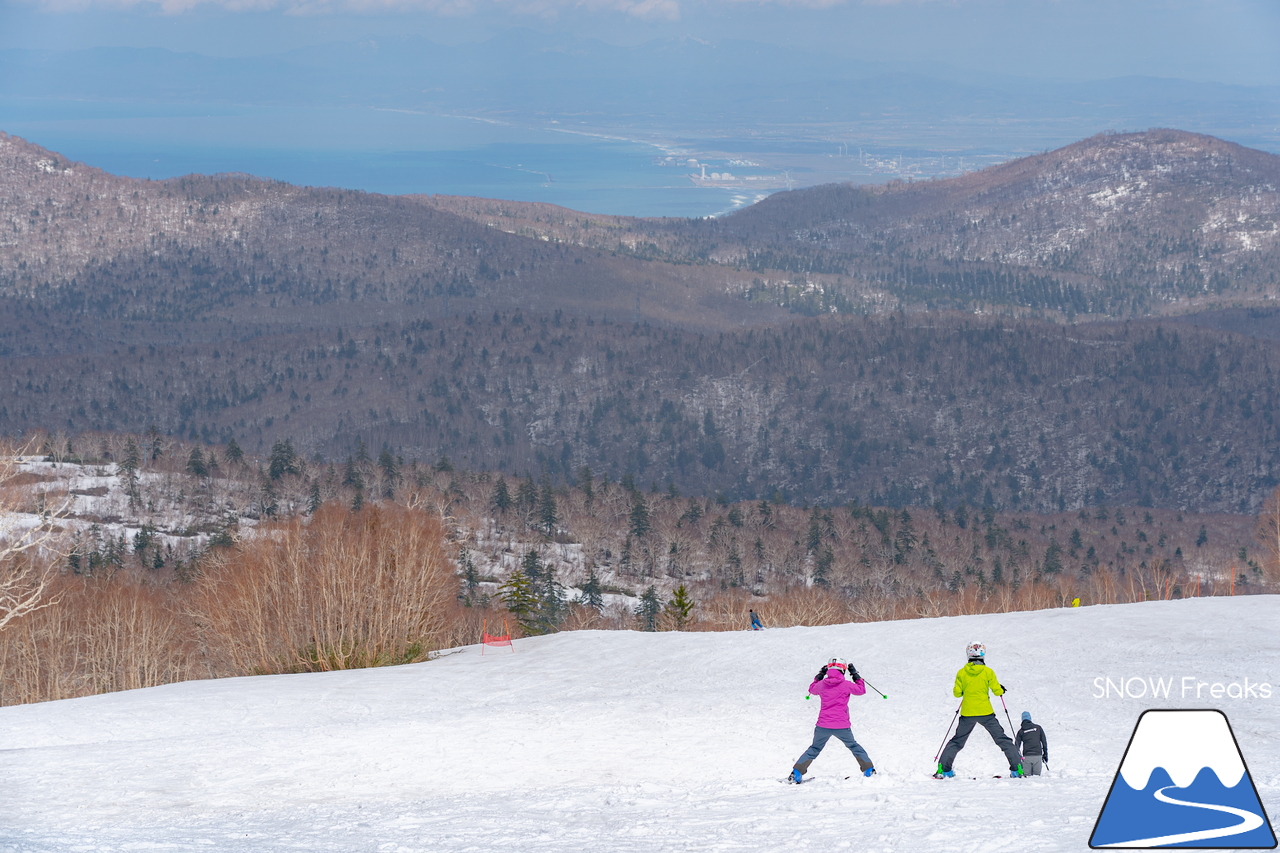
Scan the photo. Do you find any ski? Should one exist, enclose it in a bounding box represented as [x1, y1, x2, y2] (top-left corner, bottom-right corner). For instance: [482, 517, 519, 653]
[931, 773, 1010, 779]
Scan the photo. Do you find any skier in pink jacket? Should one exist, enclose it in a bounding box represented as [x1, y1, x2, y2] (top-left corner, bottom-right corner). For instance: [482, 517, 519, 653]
[789, 657, 877, 783]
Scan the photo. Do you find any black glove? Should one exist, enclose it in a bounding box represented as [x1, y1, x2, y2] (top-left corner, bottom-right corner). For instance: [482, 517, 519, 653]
[816, 667, 829, 681]
[1000, 684, 1009, 693]
[849, 667, 861, 681]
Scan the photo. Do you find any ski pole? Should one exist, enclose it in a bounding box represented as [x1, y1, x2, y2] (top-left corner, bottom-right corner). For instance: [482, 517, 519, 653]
[999, 694, 1017, 741]
[933, 702, 962, 764]
[999, 693, 1024, 772]
[860, 678, 888, 699]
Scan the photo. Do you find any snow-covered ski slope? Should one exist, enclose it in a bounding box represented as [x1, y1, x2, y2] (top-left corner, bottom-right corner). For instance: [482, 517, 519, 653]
[1, 596, 1276, 852]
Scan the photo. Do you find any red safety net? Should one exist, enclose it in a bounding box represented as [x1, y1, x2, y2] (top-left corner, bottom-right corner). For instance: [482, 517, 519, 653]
[481, 620, 514, 654]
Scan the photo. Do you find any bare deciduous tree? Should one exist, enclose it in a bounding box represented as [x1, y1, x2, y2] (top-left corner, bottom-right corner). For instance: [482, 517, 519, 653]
[1258, 485, 1280, 583]
[0, 441, 70, 632]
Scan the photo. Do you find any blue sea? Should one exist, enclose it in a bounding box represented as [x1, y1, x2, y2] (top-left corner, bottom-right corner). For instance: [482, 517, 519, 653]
[0, 99, 761, 219]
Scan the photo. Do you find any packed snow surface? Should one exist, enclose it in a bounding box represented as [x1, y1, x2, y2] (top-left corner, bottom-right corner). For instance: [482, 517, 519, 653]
[1, 596, 1277, 851]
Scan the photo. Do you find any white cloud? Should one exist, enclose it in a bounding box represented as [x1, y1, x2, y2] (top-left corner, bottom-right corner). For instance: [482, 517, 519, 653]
[25, 0, 685, 15]
[719, 0, 848, 7]
[620, 0, 681, 20]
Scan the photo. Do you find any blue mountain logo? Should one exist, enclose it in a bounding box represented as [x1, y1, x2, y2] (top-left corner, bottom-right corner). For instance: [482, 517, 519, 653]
[1090, 709, 1276, 849]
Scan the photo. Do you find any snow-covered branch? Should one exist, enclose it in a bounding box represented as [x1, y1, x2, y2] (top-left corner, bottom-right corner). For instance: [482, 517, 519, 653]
[0, 441, 72, 632]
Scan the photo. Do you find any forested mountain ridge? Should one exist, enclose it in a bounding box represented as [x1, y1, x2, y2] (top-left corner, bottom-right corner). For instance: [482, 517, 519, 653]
[439, 131, 1280, 319]
[0, 132, 783, 329]
[4, 309, 1277, 514]
[4, 129, 1280, 328]
[3, 130, 1280, 514]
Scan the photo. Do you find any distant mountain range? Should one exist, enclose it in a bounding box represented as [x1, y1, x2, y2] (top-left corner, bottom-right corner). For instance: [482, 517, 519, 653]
[441, 130, 1280, 318]
[1, 128, 1278, 511]
[4, 129, 1278, 323]
[2, 33, 1278, 152]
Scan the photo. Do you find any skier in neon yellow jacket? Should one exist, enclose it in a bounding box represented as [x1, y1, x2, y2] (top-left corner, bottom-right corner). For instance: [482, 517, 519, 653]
[955, 657, 1003, 715]
[935, 643, 1024, 777]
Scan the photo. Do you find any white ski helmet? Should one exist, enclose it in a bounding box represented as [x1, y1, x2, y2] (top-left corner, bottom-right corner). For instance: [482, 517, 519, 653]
[827, 657, 849, 674]
[966, 642, 986, 660]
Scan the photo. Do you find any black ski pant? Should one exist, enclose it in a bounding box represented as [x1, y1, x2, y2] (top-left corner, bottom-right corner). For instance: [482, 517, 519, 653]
[939, 713, 1022, 772]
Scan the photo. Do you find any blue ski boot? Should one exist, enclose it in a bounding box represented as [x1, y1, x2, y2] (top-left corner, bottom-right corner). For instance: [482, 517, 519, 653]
[790, 768, 804, 784]
[863, 767, 876, 777]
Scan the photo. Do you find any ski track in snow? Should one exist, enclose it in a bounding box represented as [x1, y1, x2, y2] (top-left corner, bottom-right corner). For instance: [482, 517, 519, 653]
[0, 597, 1276, 852]
[3, 778, 1078, 852]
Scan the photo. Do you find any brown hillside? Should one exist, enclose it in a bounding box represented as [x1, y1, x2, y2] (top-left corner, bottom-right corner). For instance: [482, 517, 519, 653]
[437, 131, 1280, 318]
[0, 132, 783, 330]
[3, 130, 1279, 513]
[706, 130, 1280, 313]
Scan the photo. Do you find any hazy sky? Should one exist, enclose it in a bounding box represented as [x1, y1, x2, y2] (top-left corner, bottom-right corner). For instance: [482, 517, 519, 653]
[2, 0, 1278, 86]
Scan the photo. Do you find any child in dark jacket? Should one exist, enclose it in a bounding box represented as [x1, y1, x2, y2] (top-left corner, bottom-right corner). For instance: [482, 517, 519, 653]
[1014, 711, 1049, 776]
[789, 658, 876, 783]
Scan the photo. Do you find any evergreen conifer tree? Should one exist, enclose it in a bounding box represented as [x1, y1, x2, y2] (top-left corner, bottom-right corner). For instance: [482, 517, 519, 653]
[261, 478, 279, 518]
[144, 424, 164, 460]
[684, 498, 704, 524]
[515, 477, 538, 513]
[459, 548, 481, 606]
[499, 568, 540, 634]
[377, 447, 400, 498]
[663, 584, 695, 630]
[521, 549, 543, 586]
[806, 509, 824, 553]
[814, 547, 834, 586]
[635, 585, 662, 631]
[132, 523, 155, 555]
[119, 438, 141, 506]
[1043, 538, 1064, 574]
[579, 568, 605, 611]
[629, 494, 651, 539]
[186, 447, 210, 479]
[492, 477, 512, 513]
[536, 563, 566, 633]
[537, 478, 558, 536]
[342, 456, 364, 491]
[268, 439, 298, 481]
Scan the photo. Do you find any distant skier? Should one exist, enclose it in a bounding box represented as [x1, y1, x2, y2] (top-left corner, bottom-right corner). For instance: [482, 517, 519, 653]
[789, 657, 876, 783]
[934, 642, 1024, 778]
[1015, 711, 1049, 776]
[749, 609, 763, 631]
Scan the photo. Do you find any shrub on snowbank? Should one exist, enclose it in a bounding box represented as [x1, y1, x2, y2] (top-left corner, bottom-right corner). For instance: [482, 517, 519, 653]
[0, 504, 469, 705]
[191, 504, 460, 675]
